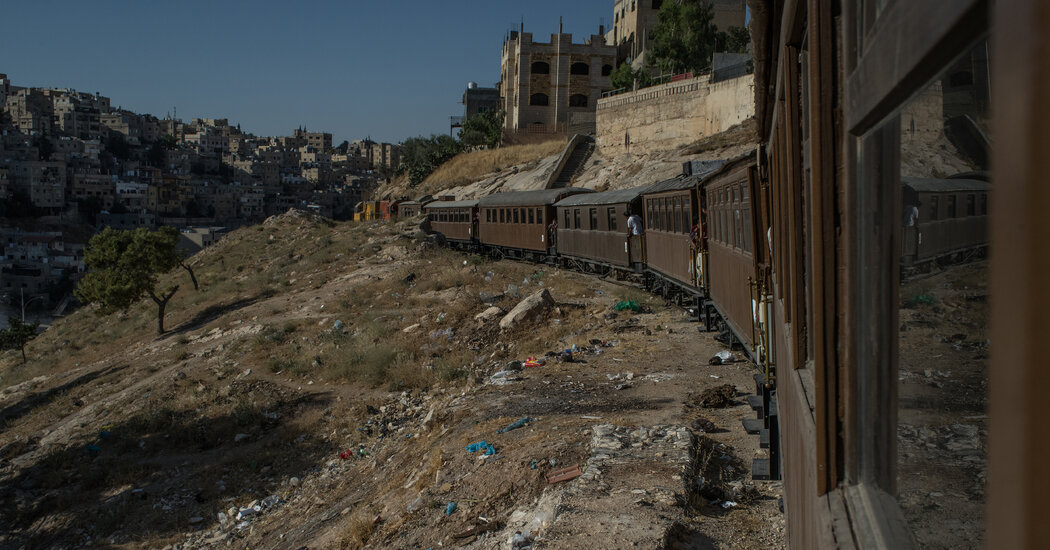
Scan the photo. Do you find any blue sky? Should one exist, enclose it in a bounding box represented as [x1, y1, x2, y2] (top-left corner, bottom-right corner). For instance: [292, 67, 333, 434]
[1, 0, 613, 144]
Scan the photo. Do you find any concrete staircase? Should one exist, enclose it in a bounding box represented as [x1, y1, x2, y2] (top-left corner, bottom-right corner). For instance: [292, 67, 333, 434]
[546, 135, 595, 189]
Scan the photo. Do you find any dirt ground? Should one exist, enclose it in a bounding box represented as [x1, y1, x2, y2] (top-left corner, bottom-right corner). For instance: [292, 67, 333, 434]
[897, 260, 988, 549]
[0, 214, 784, 550]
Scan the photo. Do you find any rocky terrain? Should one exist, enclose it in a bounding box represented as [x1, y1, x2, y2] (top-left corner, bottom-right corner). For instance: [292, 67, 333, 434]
[0, 211, 785, 549]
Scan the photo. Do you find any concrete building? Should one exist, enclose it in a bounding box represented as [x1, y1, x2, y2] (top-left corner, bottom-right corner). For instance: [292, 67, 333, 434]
[500, 27, 616, 132]
[463, 83, 502, 120]
[609, 0, 748, 69]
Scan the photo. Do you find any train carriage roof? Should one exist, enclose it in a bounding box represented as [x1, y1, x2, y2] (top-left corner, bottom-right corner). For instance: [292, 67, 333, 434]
[902, 177, 991, 193]
[423, 199, 479, 209]
[642, 159, 731, 195]
[553, 186, 647, 207]
[478, 188, 592, 207]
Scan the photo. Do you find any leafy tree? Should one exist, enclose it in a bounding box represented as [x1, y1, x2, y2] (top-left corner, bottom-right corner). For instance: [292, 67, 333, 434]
[459, 109, 505, 149]
[0, 317, 40, 365]
[649, 0, 720, 74]
[334, 140, 350, 155]
[610, 62, 653, 90]
[34, 136, 54, 161]
[722, 26, 751, 54]
[75, 227, 184, 334]
[397, 134, 464, 187]
[146, 134, 176, 168]
[106, 131, 131, 160]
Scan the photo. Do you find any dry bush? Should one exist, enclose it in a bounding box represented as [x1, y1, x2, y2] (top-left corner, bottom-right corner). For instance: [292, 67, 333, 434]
[342, 511, 377, 548]
[420, 139, 566, 191]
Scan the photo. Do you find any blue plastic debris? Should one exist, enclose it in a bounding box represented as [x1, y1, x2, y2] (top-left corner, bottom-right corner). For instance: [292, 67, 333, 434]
[465, 441, 495, 455]
[497, 416, 534, 434]
[86, 444, 102, 454]
[445, 501, 457, 516]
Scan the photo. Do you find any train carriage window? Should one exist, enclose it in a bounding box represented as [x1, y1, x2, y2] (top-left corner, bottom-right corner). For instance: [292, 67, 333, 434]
[513, 209, 519, 224]
[564, 209, 571, 229]
[672, 197, 681, 233]
[528, 208, 535, 224]
[608, 207, 618, 231]
[486, 209, 491, 223]
[589, 208, 598, 230]
[734, 207, 743, 249]
[537, 208, 543, 224]
[743, 205, 752, 253]
[499, 209, 505, 223]
[646, 201, 653, 229]
[520, 208, 526, 224]
[574, 208, 581, 229]
[853, 40, 991, 548]
[979, 194, 988, 215]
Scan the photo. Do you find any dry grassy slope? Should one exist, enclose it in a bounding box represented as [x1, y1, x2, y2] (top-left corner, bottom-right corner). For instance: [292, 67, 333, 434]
[380, 120, 758, 203]
[0, 209, 784, 550]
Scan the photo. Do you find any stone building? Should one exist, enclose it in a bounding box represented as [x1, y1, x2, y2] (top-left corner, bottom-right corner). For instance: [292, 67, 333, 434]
[608, 0, 748, 68]
[500, 26, 616, 132]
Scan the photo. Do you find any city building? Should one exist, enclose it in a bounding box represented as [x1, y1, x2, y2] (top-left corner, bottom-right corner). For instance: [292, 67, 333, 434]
[608, 0, 748, 69]
[500, 25, 616, 132]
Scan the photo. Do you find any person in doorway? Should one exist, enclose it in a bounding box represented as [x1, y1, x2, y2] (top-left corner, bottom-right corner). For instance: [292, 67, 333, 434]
[546, 218, 558, 249]
[624, 211, 643, 237]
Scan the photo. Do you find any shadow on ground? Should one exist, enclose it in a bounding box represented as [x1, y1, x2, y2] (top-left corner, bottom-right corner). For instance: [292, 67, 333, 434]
[0, 386, 333, 549]
[0, 364, 129, 431]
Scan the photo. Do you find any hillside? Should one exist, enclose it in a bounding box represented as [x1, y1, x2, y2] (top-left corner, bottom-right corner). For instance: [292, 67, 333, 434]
[381, 120, 758, 203]
[0, 211, 783, 549]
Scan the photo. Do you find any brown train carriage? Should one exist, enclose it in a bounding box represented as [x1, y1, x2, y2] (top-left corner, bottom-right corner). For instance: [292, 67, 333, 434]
[743, 0, 1045, 547]
[902, 177, 990, 267]
[701, 155, 761, 352]
[397, 200, 421, 218]
[640, 175, 703, 292]
[423, 200, 478, 245]
[553, 187, 646, 272]
[477, 188, 592, 260]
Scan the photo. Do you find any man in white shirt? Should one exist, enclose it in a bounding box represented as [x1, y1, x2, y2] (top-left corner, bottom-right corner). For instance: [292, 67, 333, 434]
[625, 212, 643, 236]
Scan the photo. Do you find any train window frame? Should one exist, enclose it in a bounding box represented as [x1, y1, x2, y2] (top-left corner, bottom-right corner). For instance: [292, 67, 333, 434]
[947, 195, 957, 218]
[528, 208, 535, 225]
[574, 208, 581, 229]
[500, 209, 505, 223]
[978, 193, 987, 216]
[564, 209, 570, 229]
[536, 208, 543, 224]
[967, 194, 976, 216]
[843, 0, 989, 543]
[608, 207, 617, 231]
[929, 196, 939, 221]
[513, 209, 519, 224]
[589, 208, 598, 230]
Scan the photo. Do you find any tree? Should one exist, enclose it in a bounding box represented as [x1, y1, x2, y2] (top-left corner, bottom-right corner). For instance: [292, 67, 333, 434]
[649, 0, 720, 74]
[610, 62, 653, 91]
[0, 317, 40, 365]
[722, 26, 751, 54]
[75, 227, 184, 335]
[34, 136, 54, 161]
[396, 134, 464, 187]
[459, 109, 505, 148]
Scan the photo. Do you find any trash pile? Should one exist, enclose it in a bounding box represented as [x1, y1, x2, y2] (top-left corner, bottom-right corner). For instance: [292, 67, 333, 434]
[356, 391, 435, 438]
[690, 384, 738, 408]
[686, 436, 757, 512]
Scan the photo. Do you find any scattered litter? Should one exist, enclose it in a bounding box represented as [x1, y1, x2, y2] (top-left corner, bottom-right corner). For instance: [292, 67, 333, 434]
[721, 501, 738, 509]
[709, 350, 734, 365]
[523, 357, 545, 368]
[546, 464, 583, 484]
[709, 374, 721, 379]
[332, 320, 344, 331]
[466, 441, 496, 455]
[489, 370, 522, 385]
[429, 328, 454, 340]
[498, 416, 534, 434]
[696, 384, 737, 408]
[445, 501, 457, 516]
[510, 531, 535, 549]
[580, 415, 602, 420]
[614, 300, 645, 313]
[615, 383, 632, 391]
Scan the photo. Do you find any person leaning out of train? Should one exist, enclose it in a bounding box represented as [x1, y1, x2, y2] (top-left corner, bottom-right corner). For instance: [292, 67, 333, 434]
[625, 211, 643, 237]
[690, 218, 700, 250]
[546, 218, 558, 248]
